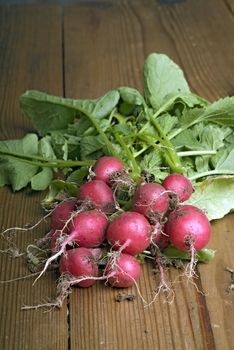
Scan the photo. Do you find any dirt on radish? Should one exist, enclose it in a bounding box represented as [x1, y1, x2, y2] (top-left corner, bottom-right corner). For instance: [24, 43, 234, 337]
[0, 155, 215, 310]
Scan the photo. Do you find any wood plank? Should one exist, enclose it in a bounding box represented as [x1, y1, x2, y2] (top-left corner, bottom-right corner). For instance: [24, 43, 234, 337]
[63, 1, 234, 349]
[199, 214, 234, 350]
[155, 0, 234, 101]
[155, 1, 234, 348]
[0, 5, 68, 349]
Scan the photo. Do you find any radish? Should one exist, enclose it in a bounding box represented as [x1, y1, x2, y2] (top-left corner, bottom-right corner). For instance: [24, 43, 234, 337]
[165, 204, 211, 279]
[132, 183, 169, 219]
[93, 156, 125, 185]
[51, 198, 77, 230]
[106, 211, 151, 255]
[59, 247, 99, 287]
[68, 210, 108, 248]
[162, 173, 193, 203]
[78, 180, 115, 214]
[35, 210, 108, 282]
[105, 253, 141, 287]
[165, 205, 211, 252]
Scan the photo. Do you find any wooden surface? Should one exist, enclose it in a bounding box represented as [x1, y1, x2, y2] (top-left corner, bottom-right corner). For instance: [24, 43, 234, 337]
[0, 0, 234, 349]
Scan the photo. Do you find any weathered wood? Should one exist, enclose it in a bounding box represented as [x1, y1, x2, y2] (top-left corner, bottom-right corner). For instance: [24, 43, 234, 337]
[62, 1, 234, 349]
[199, 214, 234, 350]
[0, 0, 234, 349]
[0, 5, 68, 350]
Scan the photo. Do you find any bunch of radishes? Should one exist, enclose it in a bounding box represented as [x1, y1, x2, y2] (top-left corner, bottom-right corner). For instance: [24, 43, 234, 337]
[39, 155, 211, 303]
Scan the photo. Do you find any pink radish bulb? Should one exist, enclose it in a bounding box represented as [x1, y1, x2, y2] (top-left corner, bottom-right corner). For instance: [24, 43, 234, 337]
[51, 199, 77, 230]
[59, 247, 98, 287]
[105, 253, 141, 287]
[78, 180, 115, 214]
[106, 211, 151, 255]
[93, 156, 125, 185]
[36, 210, 108, 281]
[68, 210, 108, 248]
[165, 205, 211, 252]
[162, 173, 193, 202]
[132, 183, 169, 218]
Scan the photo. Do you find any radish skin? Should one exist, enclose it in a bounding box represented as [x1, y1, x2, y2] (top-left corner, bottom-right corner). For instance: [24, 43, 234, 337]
[93, 156, 124, 185]
[165, 205, 211, 252]
[162, 173, 193, 202]
[78, 180, 115, 214]
[132, 183, 169, 218]
[106, 211, 151, 255]
[59, 247, 99, 287]
[105, 253, 141, 287]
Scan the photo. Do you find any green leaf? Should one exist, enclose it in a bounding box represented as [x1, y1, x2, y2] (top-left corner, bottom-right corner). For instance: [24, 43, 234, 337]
[20, 90, 120, 136]
[140, 152, 169, 180]
[199, 124, 231, 151]
[31, 168, 53, 191]
[172, 129, 203, 150]
[80, 135, 105, 160]
[158, 114, 178, 136]
[143, 53, 190, 110]
[200, 97, 234, 127]
[0, 134, 39, 191]
[195, 156, 210, 173]
[93, 90, 120, 118]
[118, 87, 145, 106]
[49, 131, 80, 160]
[66, 167, 89, 185]
[187, 176, 234, 220]
[169, 97, 234, 140]
[20, 91, 77, 136]
[38, 137, 57, 159]
[41, 179, 78, 207]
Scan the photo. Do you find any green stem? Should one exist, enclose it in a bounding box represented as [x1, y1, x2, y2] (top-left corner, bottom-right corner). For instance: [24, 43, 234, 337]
[85, 112, 118, 157]
[148, 114, 184, 173]
[177, 150, 217, 157]
[0, 150, 94, 168]
[114, 133, 140, 177]
[189, 169, 234, 181]
[163, 246, 215, 263]
[133, 145, 149, 158]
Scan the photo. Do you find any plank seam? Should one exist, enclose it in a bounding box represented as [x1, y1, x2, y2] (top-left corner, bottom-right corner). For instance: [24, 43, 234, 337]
[223, 0, 234, 19]
[195, 269, 216, 350]
[61, 5, 70, 349]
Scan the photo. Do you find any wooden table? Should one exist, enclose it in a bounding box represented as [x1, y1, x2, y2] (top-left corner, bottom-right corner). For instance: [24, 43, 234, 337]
[0, 1, 234, 349]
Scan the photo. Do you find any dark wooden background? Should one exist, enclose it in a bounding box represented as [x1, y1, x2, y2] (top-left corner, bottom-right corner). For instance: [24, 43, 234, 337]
[0, 1, 234, 349]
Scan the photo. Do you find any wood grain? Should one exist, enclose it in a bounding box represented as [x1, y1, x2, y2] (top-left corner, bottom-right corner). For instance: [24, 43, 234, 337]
[199, 214, 234, 350]
[0, 5, 68, 350]
[0, 0, 234, 349]
[63, 1, 234, 349]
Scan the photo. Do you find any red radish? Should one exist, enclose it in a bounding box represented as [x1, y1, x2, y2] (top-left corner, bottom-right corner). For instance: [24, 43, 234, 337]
[51, 199, 77, 231]
[68, 210, 108, 248]
[35, 210, 108, 282]
[105, 253, 141, 287]
[59, 247, 98, 287]
[93, 156, 124, 185]
[78, 180, 115, 214]
[162, 173, 193, 202]
[165, 205, 211, 252]
[132, 183, 169, 218]
[106, 211, 151, 255]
